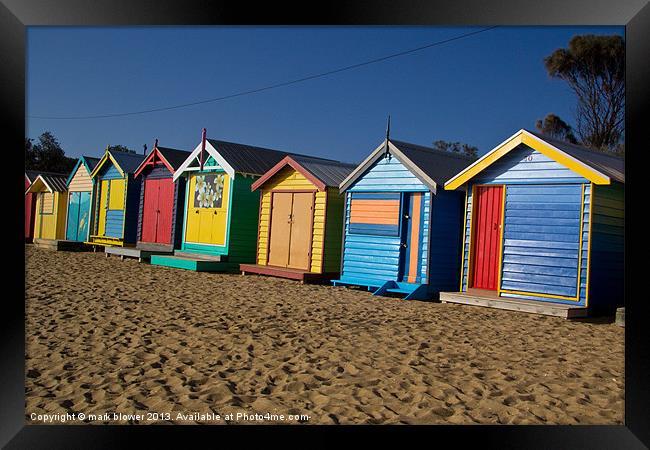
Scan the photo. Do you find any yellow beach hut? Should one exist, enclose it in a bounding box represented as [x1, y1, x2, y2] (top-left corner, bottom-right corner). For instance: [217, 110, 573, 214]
[25, 173, 69, 249]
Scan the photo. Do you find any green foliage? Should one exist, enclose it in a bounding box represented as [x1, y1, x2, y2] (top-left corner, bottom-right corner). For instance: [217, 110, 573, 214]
[107, 145, 136, 154]
[25, 131, 77, 173]
[432, 140, 478, 160]
[535, 113, 578, 144]
[543, 34, 624, 151]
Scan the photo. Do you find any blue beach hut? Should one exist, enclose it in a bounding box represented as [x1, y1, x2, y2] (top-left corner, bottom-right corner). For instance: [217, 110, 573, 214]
[441, 129, 624, 318]
[332, 138, 472, 300]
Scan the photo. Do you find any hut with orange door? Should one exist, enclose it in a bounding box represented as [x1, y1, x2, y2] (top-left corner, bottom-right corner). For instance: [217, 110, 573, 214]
[240, 155, 356, 282]
[332, 138, 471, 300]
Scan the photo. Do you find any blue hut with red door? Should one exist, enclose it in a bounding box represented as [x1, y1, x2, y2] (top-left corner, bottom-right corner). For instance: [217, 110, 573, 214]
[441, 129, 624, 318]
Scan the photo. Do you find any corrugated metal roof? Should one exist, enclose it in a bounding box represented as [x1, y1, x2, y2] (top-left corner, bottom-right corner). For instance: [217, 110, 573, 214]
[40, 174, 68, 192]
[207, 139, 335, 176]
[157, 146, 192, 171]
[110, 151, 147, 174]
[525, 129, 625, 183]
[291, 155, 357, 187]
[391, 139, 475, 185]
[25, 170, 67, 184]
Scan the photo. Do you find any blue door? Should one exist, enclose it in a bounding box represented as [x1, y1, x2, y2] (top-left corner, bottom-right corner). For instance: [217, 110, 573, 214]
[66, 191, 91, 241]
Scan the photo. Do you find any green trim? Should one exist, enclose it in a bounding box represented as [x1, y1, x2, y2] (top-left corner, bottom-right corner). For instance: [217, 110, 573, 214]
[180, 173, 191, 251]
[223, 174, 235, 253]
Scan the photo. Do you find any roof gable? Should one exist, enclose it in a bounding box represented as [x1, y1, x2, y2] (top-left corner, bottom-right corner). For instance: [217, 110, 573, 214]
[26, 174, 68, 194]
[339, 139, 473, 193]
[445, 129, 622, 190]
[134, 146, 191, 179]
[251, 155, 356, 191]
[66, 156, 99, 186]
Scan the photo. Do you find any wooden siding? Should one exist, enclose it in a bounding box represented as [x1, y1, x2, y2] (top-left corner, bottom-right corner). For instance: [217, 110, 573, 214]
[124, 174, 142, 244]
[34, 191, 67, 240]
[226, 175, 260, 264]
[473, 144, 588, 185]
[427, 189, 463, 292]
[41, 192, 54, 214]
[347, 154, 428, 192]
[341, 192, 401, 283]
[498, 184, 585, 301]
[322, 188, 345, 273]
[68, 164, 93, 192]
[588, 181, 624, 311]
[137, 163, 177, 246]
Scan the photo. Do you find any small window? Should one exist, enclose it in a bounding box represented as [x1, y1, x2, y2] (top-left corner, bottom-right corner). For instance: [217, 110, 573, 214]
[193, 174, 226, 209]
[40, 192, 54, 215]
[348, 192, 400, 236]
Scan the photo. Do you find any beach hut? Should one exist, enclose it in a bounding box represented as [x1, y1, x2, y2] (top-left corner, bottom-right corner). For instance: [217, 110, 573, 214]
[151, 130, 339, 272]
[87, 149, 146, 248]
[65, 156, 100, 242]
[441, 129, 624, 318]
[331, 138, 471, 300]
[122, 142, 192, 260]
[26, 170, 67, 242]
[240, 155, 356, 282]
[25, 173, 69, 248]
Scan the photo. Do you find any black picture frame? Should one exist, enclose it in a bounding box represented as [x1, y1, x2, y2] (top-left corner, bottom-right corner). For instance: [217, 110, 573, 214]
[3, 1, 647, 447]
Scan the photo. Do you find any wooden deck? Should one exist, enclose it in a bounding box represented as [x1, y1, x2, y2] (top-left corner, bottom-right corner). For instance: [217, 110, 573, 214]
[240, 264, 337, 283]
[105, 246, 173, 262]
[32, 239, 91, 251]
[439, 291, 588, 319]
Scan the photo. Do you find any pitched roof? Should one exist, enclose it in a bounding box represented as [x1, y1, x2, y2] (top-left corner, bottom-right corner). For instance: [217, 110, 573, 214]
[66, 156, 102, 186]
[525, 129, 624, 183]
[157, 146, 192, 171]
[251, 155, 357, 191]
[109, 150, 147, 174]
[206, 139, 335, 176]
[339, 139, 475, 193]
[445, 129, 624, 190]
[84, 156, 101, 172]
[26, 173, 68, 194]
[25, 169, 67, 184]
[133, 145, 192, 178]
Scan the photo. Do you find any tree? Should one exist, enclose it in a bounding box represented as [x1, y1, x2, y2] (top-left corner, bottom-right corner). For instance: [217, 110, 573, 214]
[543, 34, 624, 151]
[535, 113, 578, 144]
[432, 140, 478, 160]
[107, 145, 136, 154]
[25, 131, 76, 173]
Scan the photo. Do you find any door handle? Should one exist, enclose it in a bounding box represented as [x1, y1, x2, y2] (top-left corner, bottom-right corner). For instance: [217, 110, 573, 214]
[401, 243, 407, 248]
[213, 211, 218, 215]
[195, 210, 199, 214]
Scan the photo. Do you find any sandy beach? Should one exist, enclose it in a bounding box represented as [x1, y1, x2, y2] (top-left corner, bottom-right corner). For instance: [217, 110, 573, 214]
[25, 245, 624, 425]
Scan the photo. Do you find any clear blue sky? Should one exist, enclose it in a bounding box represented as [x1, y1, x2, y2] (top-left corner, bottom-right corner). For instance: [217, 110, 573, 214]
[27, 26, 623, 163]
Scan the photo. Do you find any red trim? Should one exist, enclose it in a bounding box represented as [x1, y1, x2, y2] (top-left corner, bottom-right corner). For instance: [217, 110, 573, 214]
[133, 146, 175, 179]
[251, 155, 327, 192]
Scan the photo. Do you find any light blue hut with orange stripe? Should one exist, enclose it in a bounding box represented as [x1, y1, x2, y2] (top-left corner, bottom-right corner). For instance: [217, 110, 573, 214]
[332, 135, 471, 300]
[440, 129, 624, 318]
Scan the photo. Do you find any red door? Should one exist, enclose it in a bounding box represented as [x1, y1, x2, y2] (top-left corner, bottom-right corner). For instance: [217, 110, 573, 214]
[141, 178, 175, 245]
[470, 185, 503, 290]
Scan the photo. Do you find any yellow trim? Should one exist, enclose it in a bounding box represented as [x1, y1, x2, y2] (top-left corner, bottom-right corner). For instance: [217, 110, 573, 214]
[458, 186, 468, 291]
[584, 182, 594, 307]
[90, 151, 125, 179]
[495, 185, 507, 296]
[444, 130, 611, 190]
[573, 183, 586, 301]
[500, 289, 579, 301]
[465, 185, 476, 289]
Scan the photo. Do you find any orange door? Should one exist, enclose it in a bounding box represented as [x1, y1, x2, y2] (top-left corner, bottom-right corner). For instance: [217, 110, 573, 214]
[268, 192, 293, 267]
[287, 193, 313, 270]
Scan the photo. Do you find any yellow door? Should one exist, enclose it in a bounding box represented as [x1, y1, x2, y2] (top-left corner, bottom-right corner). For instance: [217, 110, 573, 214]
[185, 173, 230, 245]
[268, 192, 293, 267]
[97, 180, 109, 236]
